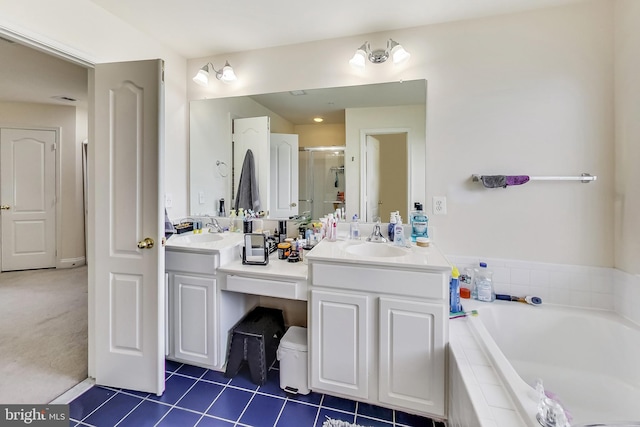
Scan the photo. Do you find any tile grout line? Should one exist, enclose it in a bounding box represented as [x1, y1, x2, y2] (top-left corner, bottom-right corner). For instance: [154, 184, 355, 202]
[77, 387, 121, 424]
[232, 384, 258, 427]
[270, 394, 288, 427]
[152, 368, 209, 427]
[192, 375, 230, 426]
[312, 394, 325, 427]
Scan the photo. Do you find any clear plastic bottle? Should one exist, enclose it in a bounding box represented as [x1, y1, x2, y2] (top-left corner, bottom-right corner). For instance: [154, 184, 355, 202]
[474, 262, 495, 302]
[349, 214, 360, 240]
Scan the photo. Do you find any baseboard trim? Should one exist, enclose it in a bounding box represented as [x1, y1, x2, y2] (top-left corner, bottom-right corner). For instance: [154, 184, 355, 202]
[57, 256, 86, 269]
[49, 377, 95, 404]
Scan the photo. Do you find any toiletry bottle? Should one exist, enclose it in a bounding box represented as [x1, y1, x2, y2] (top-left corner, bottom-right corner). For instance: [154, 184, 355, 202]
[327, 214, 336, 242]
[410, 202, 429, 242]
[229, 209, 237, 232]
[388, 211, 397, 242]
[449, 266, 462, 313]
[474, 262, 495, 302]
[394, 216, 406, 247]
[349, 214, 360, 240]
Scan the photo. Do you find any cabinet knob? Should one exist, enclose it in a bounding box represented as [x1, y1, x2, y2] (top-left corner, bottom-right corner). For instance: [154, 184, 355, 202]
[0, 205, 10, 210]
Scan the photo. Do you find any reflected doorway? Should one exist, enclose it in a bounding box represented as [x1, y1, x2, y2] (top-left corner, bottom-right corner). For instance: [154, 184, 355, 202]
[299, 147, 345, 220]
[362, 132, 408, 223]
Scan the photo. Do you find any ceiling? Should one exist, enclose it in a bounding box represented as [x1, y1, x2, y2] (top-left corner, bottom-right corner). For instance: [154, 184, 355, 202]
[0, 0, 584, 108]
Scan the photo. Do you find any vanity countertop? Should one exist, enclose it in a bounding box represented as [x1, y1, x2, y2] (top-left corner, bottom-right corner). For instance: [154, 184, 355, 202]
[305, 238, 451, 272]
[165, 231, 244, 253]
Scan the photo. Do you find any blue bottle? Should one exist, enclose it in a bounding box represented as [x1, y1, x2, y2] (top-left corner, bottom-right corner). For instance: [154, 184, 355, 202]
[450, 266, 462, 313]
[410, 202, 429, 242]
[387, 211, 398, 242]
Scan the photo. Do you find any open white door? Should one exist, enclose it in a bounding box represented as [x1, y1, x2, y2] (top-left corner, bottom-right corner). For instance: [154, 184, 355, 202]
[232, 117, 269, 212]
[0, 128, 56, 271]
[92, 59, 165, 395]
[270, 133, 298, 219]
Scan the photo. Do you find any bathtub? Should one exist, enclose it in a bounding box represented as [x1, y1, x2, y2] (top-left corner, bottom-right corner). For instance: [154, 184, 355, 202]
[454, 300, 640, 426]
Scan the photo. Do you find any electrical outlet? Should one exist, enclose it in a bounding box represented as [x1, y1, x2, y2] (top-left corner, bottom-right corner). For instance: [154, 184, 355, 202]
[433, 196, 447, 215]
[165, 193, 173, 208]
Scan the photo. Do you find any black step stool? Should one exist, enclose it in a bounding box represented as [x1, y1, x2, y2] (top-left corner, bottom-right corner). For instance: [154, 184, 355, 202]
[224, 307, 285, 385]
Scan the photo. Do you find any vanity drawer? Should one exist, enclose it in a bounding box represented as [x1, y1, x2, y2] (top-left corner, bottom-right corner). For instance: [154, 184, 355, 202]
[166, 250, 219, 275]
[225, 275, 307, 301]
[311, 262, 446, 300]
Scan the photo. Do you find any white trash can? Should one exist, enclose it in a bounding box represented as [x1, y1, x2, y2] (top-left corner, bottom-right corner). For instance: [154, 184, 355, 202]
[277, 326, 310, 395]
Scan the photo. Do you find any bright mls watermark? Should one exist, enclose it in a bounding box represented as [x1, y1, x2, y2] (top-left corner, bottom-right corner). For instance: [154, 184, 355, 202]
[0, 405, 68, 426]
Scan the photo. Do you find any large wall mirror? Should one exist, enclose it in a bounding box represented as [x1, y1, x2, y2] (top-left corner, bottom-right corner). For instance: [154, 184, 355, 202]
[189, 79, 426, 222]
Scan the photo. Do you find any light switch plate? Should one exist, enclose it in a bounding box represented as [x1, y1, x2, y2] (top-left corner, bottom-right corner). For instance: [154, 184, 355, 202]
[165, 193, 173, 208]
[198, 191, 205, 204]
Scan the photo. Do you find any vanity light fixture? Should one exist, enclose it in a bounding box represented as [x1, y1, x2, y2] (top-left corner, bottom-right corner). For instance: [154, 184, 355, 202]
[192, 61, 237, 86]
[349, 39, 410, 69]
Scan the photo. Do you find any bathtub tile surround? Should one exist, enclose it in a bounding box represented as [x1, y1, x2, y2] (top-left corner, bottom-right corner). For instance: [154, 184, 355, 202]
[615, 269, 640, 326]
[448, 320, 527, 427]
[449, 321, 531, 427]
[447, 255, 615, 311]
[68, 360, 443, 427]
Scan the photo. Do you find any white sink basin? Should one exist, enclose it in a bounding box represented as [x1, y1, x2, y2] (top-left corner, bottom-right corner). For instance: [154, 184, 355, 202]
[170, 233, 223, 244]
[344, 242, 408, 258]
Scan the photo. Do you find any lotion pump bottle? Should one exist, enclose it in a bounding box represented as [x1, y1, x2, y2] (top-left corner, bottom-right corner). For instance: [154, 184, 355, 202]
[394, 215, 407, 247]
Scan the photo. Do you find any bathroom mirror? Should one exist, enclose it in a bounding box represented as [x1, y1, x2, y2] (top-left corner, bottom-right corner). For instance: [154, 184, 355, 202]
[189, 79, 426, 221]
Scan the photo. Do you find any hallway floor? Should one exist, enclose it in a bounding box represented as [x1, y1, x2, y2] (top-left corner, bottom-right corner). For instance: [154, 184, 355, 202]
[69, 360, 445, 427]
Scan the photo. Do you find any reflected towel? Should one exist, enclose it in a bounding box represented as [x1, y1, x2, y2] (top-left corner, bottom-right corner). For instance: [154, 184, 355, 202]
[234, 149, 261, 212]
[164, 208, 175, 237]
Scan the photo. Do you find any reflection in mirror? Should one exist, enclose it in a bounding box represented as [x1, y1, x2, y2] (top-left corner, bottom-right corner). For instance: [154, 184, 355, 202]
[189, 80, 426, 221]
[299, 147, 345, 221]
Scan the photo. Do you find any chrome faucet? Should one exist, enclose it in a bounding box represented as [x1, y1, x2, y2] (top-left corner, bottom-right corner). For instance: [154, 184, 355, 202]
[204, 216, 224, 233]
[366, 221, 387, 243]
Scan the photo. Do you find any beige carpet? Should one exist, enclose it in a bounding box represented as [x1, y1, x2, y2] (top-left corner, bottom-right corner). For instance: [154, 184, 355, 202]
[0, 266, 88, 404]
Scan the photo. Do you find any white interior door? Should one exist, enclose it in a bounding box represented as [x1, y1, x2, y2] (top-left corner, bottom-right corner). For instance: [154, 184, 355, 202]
[365, 135, 381, 222]
[0, 128, 56, 271]
[270, 133, 298, 218]
[233, 117, 269, 212]
[92, 59, 165, 395]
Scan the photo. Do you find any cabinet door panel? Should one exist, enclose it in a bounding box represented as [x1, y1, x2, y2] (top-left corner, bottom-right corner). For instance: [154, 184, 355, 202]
[310, 290, 369, 399]
[378, 297, 445, 416]
[173, 274, 217, 366]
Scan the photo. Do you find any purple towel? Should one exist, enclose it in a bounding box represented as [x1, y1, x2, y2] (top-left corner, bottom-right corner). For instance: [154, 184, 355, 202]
[505, 175, 530, 186]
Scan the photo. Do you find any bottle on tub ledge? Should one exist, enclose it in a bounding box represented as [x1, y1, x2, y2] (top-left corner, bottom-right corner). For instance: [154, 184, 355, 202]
[472, 262, 495, 302]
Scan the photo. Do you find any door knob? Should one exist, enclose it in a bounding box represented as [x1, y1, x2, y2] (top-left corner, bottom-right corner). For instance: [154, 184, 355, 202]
[290, 202, 297, 207]
[137, 237, 155, 249]
[0, 205, 9, 210]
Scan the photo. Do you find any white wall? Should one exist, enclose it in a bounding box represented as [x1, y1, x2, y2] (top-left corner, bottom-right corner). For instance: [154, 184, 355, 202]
[0, 101, 84, 264]
[614, 0, 640, 275]
[189, 97, 294, 216]
[0, 0, 189, 218]
[188, 0, 616, 268]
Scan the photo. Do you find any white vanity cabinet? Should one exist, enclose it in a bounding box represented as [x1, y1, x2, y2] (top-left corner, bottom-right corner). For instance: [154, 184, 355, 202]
[170, 273, 217, 367]
[307, 252, 449, 420]
[165, 238, 253, 372]
[166, 250, 220, 368]
[310, 289, 370, 399]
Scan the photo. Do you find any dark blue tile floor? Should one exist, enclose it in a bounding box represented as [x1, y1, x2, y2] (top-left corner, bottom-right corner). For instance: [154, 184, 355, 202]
[69, 360, 446, 427]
